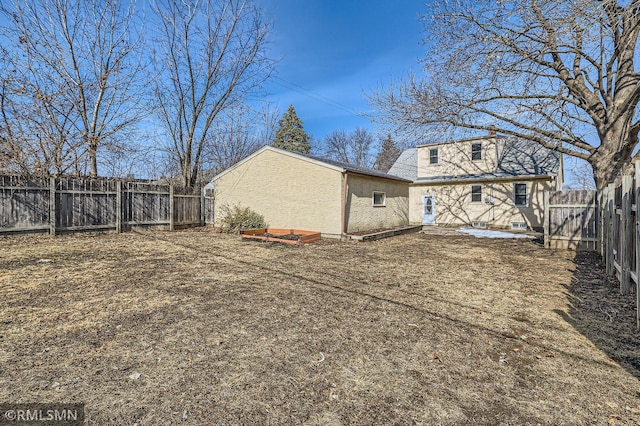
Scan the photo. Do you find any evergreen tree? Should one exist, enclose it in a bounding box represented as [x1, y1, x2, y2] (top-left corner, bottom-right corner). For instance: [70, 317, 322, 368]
[374, 134, 401, 172]
[273, 105, 311, 154]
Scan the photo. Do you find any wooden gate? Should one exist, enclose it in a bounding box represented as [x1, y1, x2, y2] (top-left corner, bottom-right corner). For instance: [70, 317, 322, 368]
[544, 190, 597, 251]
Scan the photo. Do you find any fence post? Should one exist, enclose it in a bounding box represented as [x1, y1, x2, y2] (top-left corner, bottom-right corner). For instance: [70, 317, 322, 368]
[636, 161, 640, 329]
[200, 190, 205, 227]
[543, 191, 550, 248]
[49, 177, 56, 236]
[169, 185, 175, 231]
[606, 184, 615, 277]
[598, 189, 604, 256]
[116, 180, 122, 233]
[621, 176, 632, 294]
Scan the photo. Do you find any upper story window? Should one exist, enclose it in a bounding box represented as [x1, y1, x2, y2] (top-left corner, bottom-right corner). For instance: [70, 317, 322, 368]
[471, 185, 482, 203]
[514, 183, 527, 206]
[429, 148, 438, 164]
[373, 191, 386, 207]
[471, 143, 482, 161]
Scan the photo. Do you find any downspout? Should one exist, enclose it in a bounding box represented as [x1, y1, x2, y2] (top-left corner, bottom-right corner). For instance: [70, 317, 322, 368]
[342, 171, 349, 239]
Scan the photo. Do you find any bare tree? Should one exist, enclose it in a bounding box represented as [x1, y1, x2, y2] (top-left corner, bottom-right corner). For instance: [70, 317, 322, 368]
[323, 130, 350, 163]
[565, 157, 596, 190]
[151, 0, 274, 189]
[0, 0, 144, 177]
[371, 0, 640, 189]
[203, 103, 278, 177]
[324, 127, 376, 168]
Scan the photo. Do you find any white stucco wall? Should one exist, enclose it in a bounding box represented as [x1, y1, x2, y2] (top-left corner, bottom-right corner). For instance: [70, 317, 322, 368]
[409, 178, 554, 230]
[345, 174, 410, 233]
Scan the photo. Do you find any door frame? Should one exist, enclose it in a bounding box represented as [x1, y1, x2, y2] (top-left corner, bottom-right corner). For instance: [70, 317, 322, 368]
[422, 194, 436, 225]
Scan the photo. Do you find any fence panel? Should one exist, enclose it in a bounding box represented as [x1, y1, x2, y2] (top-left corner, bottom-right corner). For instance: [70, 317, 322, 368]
[173, 195, 201, 226]
[545, 190, 597, 250]
[0, 176, 50, 232]
[122, 182, 170, 227]
[56, 178, 118, 230]
[0, 176, 206, 234]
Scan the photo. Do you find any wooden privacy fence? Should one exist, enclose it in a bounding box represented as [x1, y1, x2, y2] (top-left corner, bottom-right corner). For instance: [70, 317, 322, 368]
[544, 164, 640, 329]
[0, 176, 216, 235]
[544, 190, 598, 251]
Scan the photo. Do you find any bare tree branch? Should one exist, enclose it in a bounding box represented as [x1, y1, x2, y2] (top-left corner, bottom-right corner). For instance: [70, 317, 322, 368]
[0, 0, 145, 177]
[151, 0, 274, 189]
[370, 0, 640, 188]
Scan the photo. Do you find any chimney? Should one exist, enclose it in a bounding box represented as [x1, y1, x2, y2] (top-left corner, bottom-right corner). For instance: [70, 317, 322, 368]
[488, 125, 497, 138]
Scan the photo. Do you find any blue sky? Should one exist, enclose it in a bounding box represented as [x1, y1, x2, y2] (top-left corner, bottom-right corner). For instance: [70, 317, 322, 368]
[257, 0, 427, 147]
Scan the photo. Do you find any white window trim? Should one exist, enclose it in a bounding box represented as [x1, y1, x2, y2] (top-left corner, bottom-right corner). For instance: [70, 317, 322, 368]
[429, 148, 439, 165]
[471, 142, 482, 161]
[470, 184, 483, 203]
[514, 182, 528, 206]
[372, 191, 386, 207]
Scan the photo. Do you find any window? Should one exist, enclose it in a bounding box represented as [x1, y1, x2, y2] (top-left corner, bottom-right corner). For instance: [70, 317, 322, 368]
[429, 148, 439, 164]
[471, 185, 482, 203]
[471, 143, 482, 161]
[514, 183, 527, 206]
[373, 191, 386, 207]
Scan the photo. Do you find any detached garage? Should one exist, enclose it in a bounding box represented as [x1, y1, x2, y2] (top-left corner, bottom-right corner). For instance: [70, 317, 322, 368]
[209, 146, 411, 237]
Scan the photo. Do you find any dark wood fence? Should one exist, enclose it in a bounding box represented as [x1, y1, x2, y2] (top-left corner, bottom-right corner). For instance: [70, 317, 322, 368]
[0, 176, 215, 235]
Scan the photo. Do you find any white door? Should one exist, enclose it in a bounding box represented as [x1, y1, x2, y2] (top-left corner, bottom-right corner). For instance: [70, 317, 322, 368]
[422, 194, 435, 225]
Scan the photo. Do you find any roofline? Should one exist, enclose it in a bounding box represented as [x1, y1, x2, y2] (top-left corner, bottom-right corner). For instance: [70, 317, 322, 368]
[412, 174, 555, 185]
[345, 170, 412, 183]
[211, 145, 411, 183]
[211, 145, 345, 182]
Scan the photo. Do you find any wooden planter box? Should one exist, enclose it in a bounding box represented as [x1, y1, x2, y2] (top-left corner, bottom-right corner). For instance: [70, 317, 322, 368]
[240, 228, 321, 245]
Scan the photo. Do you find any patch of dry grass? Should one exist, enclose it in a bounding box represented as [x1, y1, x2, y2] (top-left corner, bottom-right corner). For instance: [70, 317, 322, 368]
[0, 229, 638, 425]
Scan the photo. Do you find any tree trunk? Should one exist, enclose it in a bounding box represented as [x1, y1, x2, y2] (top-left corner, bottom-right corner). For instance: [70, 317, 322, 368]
[89, 142, 98, 178]
[592, 125, 635, 190]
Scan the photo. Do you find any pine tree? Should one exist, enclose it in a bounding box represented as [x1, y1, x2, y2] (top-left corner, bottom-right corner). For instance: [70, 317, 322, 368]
[374, 134, 401, 172]
[273, 105, 311, 154]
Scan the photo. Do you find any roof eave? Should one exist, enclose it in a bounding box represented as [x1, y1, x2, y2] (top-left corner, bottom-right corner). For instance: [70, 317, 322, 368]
[345, 169, 413, 183]
[413, 174, 556, 185]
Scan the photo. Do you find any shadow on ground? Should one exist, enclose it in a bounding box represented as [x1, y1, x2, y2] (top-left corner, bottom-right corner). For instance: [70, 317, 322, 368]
[557, 251, 640, 380]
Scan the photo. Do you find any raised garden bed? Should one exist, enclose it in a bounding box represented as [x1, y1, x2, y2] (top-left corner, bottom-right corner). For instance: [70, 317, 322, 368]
[240, 228, 321, 245]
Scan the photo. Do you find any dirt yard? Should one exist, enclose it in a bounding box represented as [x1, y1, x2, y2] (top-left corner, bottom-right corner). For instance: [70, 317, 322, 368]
[0, 228, 639, 425]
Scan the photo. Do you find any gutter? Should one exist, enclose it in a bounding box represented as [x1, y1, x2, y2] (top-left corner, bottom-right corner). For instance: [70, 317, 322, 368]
[414, 174, 555, 186]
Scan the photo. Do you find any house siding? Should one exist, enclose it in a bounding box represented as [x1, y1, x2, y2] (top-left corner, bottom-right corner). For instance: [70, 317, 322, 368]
[417, 137, 499, 179]
[213, 149, 343, 235]
[346, 174, 409, 233]
[409, 178, 554, 230]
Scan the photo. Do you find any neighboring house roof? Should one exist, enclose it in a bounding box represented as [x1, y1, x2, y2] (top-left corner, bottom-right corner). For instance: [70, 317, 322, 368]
[211, 145, 412, 184]
[389, 136, 560, 184]
[387, 148, 418, 181]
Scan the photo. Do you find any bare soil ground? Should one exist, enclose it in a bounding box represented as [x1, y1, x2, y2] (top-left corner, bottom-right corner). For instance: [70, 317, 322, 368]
[0, 228, 639, 425]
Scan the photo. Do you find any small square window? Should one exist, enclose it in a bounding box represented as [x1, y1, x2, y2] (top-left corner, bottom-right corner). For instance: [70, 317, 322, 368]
[471, 185, 482, 203]
[373, 191, 386, 207]
[471, 143, 482, 161]
[429, 148, 438, 164]
[514, 183, 527, 206]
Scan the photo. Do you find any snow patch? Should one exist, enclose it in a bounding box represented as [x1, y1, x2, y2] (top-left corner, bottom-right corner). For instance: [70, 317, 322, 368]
[457, 228, 534, 239]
